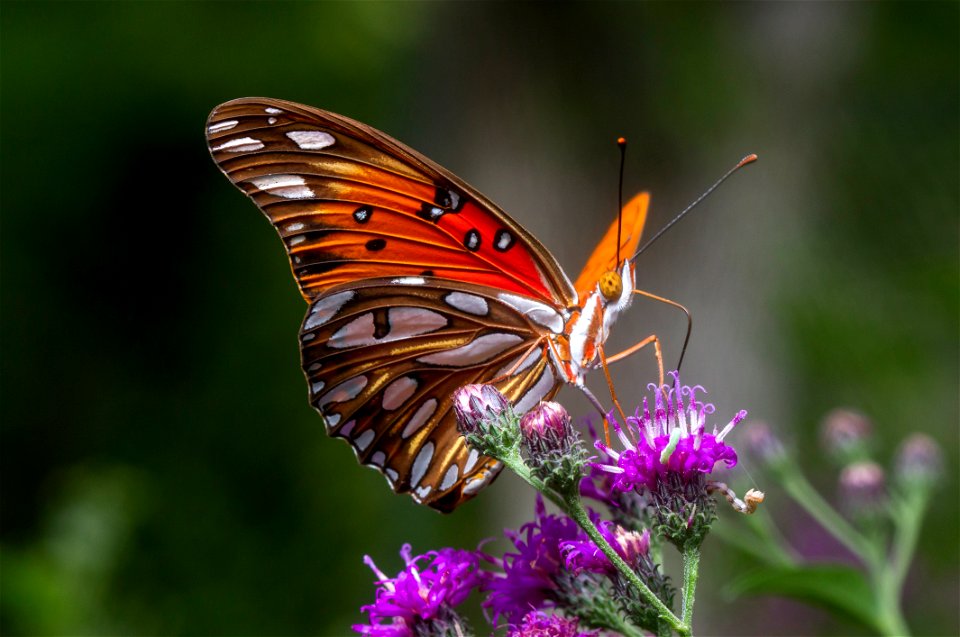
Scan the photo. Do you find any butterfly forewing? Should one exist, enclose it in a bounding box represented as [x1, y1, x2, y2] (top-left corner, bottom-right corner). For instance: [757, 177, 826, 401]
[299, 278, 562, 511]
[206, 98, 577, 307]
[206, 97, 581, 510]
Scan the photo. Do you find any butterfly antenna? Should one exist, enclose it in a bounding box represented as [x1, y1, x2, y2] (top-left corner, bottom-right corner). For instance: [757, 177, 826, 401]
[616, 137, 627, 266]
[632, 154, 757, 260]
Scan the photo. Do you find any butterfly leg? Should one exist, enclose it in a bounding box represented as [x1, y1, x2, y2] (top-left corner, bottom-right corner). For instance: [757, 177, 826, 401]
[596, 344, 630, 446]
[607, 289, 693, 376]
[604, 333, 665, 388]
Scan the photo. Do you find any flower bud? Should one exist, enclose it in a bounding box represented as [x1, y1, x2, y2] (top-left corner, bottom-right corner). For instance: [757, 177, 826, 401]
[745, 421, 787, 466]
[821, 408, 873, 462]
[520, 401, 574, 454]
[518, 401, 584, 494]
[452, 384, 511, 436]
[895, 433, 943, 489]
[839, 460, 886, 514]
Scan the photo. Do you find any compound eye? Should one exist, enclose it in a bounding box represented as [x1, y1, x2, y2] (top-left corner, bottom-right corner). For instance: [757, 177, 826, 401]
[599, 271, 623, 302]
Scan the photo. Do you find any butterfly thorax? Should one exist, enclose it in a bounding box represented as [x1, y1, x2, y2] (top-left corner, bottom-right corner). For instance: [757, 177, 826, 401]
[549, 260, 635, 385]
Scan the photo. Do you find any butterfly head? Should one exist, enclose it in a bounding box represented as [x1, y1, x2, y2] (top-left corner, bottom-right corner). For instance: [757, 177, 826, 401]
[598, 269, 624, 303]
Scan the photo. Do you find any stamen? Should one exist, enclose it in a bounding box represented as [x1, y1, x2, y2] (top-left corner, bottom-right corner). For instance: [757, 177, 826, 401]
[717, 409, 748, 442]
[363, 555, 390, 583]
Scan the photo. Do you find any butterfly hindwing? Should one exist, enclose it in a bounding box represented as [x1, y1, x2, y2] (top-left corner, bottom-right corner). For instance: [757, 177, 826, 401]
[299, 277, 564, 511]
[206, 98, 577, 308]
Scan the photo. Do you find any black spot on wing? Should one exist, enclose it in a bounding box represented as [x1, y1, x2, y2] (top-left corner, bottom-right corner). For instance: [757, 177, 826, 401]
[493, 229, 515, 252]
[353, 206, 372, 223]
[366, 238, 386, 251]
[463, 229, 481, 252]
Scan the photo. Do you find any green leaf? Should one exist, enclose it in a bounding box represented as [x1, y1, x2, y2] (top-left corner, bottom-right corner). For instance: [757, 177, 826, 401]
[723, 564, 879, 632]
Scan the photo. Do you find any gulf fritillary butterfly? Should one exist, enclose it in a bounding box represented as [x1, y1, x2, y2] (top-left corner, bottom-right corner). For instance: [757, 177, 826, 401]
[206, 98, 655, 512]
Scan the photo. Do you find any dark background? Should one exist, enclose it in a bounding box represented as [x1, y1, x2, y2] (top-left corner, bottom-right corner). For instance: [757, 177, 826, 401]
[2, 2, 957, 635]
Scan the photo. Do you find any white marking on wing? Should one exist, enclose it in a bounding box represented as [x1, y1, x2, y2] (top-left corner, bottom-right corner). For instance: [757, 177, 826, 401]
[383, 376, 417, 411]
[513, 364, 557, 415]
[324, 413, 341, 429]
[440, 464, 460, 491]
[267, 117, 277, 125]
[497, 293, 564, 334]
[265, 107, 282, 114]
[463, 461, 502, 495]
[464, 449, 480, 473]
[212, 137, 264, 152]
[355, 429, 375, 451]
[307, 362, 322, 372]
[249, 174, 314, 199]
[392, 276, 425, 285]
[286, 130, 335, 150]
[208, 120, 238, 133]
[369, 451, 386, 467]
[285, 222, 305, 232]
[402, 399, 437, 438]
[445, 291, 488, 316]
[328, 308, 446, 349]
[338, 420, 355, 436]
[494, 348, 541, 378]
[318, 375, 367, 408]
[415, 485, 432, 500]
[385, 468, 399, 483]
[288, 235, 306, 246]
[410, 442, 434, 488]
[304, 291, 355, 330]
[417, 333, 523, 366]
[310, 381, 325, 395]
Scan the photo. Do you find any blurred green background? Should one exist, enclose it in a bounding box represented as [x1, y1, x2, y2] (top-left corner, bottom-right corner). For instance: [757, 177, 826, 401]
[2, 2, 956, 635]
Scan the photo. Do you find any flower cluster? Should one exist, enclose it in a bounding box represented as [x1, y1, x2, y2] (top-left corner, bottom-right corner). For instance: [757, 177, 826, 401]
[481, 496, 588, 624]
[353, 545, 487, 637]
[356, 375, 761, 636]
[507, 611, 597, 637]
[590, 372, 748, 548]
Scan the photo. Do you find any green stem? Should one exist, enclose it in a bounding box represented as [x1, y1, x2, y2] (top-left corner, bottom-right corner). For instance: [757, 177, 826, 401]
[870, 491, 928, 637]
[680, 544, 700, 632]
[499, 452, 689, 634]
[775, 459, 917, 637]
[566, 498, 688, 636]
[776, 461, 876, 563]
[890, 492, 926, 594]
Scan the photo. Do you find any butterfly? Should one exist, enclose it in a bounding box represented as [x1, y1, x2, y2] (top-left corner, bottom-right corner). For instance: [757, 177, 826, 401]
[206, 98, 651, 512]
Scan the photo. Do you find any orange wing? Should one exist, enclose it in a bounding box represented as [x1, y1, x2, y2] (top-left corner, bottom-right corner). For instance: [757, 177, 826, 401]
[206, 98, 577, 308]
[573, 192, 649, 300]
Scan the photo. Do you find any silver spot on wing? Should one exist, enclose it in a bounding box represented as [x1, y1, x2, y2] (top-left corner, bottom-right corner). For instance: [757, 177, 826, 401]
[410, 441, 434, 488]
[416, 333, 523, 366]
[304, 291, 355, 330]
[402, 399, 437, 439]
[444, 291, 489, 316]
[286, 130, 335, 150]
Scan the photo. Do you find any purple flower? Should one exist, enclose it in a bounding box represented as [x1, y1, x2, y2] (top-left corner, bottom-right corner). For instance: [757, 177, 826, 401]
[591, 372, 745, 492]
[353, 544, 486, 637]
[507, 611, 597, 637]
[482, 496, 587, 624]
[561, 515, 650, 576]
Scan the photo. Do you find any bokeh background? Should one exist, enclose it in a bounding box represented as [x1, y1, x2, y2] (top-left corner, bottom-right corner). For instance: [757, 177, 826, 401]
[2, 2, 957, 635]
